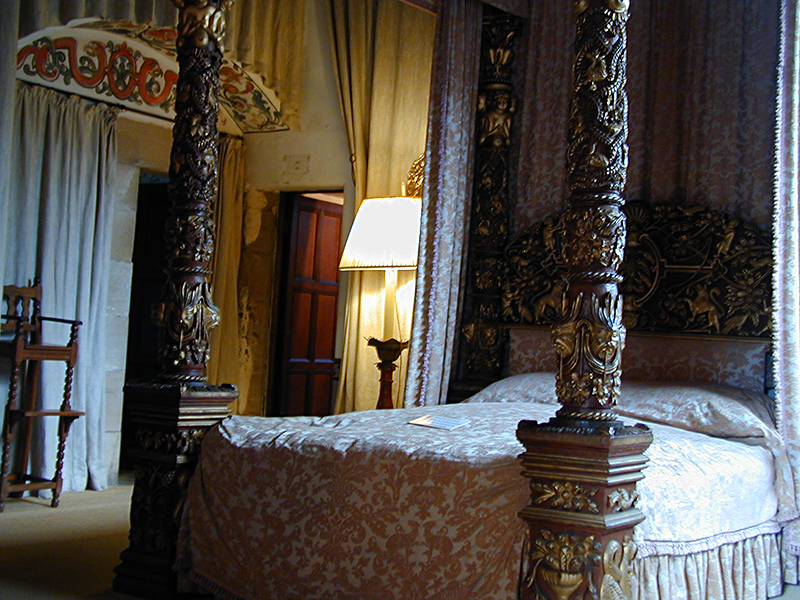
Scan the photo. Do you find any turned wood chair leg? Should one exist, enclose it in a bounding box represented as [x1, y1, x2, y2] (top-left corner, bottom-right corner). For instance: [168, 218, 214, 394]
[1, 353, 22, 511]
[52, 417, 71, 508]
[0, 416, 13, 513]
[52, 362, 77, 508]
[15, 361, 41, 490]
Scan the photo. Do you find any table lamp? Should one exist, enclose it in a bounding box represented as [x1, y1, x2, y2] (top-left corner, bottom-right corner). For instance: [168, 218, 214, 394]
[339, 196, 422, 409]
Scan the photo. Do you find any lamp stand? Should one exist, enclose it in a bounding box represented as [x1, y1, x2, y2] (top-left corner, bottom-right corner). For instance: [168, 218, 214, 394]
[368, 337, 409, 409]
[367, 268, 408, 409]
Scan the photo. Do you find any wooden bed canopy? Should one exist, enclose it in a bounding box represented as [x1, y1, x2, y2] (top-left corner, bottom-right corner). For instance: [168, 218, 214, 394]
[113, 1, 774, 599]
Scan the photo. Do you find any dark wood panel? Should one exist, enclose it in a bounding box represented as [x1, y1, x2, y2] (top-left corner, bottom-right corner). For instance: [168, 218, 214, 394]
[310, 373, 333, 416]
[314, 294, 337, 360]
[295, 210, 317, 280]
[273, 193, 343, 417]
[289, 292, 312, 359]
[318, 214, 342, 283]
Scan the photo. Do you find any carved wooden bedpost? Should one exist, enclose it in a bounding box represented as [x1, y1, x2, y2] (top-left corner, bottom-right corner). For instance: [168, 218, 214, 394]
[114, 1, 238, 597]
[517, 2, 652, 599]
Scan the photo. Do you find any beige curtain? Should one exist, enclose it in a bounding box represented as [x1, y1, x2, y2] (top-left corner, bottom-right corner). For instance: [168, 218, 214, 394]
[774, 0, 800, 565]
[209, 135, 245, 413]
[404, 0, 482, 407]
[329, 0, 435, 413]
[17, 1, 305, 128]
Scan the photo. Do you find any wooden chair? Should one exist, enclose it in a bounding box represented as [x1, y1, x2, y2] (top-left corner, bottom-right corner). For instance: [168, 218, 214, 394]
[0, 281, 83, 511]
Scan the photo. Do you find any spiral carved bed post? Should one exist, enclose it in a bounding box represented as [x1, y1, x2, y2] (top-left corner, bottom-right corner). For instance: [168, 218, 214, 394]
[516, 2, 652, 599]
[114, 1, 238, 597]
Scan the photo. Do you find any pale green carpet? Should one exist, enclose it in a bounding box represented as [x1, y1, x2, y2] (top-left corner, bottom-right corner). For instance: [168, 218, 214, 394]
[0, 483, 139, 600]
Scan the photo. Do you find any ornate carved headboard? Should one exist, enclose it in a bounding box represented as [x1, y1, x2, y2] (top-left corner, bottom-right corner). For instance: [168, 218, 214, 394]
[448, 8, 773, 402]
[450, 200, 773, 401]
[503, 202, 772, 338]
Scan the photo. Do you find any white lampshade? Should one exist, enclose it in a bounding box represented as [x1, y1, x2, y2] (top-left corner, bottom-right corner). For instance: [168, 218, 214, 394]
[339, 196, 422, 271]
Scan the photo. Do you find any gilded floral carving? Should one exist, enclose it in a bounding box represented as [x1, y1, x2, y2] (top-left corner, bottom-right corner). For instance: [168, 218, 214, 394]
[531, 481, 600, 513]
[607, 488, 639, 512]
[521, 529, 600, 600]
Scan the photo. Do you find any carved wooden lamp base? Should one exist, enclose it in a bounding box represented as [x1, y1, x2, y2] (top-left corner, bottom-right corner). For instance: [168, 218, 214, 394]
[367, 337, 408, 410]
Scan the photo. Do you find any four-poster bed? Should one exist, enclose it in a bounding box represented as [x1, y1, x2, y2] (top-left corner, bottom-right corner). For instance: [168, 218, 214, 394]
[113, 1, 796, 600]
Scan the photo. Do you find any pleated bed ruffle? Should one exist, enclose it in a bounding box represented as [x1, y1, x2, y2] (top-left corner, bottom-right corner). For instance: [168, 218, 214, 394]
[634, 532, 785, 600]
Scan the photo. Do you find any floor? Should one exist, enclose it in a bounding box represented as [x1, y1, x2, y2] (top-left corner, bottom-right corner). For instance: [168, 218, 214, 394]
[2, 484, 800, 600]
[0, 483, 139, 600]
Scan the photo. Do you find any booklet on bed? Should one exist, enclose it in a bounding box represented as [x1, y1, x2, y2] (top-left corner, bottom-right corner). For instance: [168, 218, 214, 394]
[408, 414, 469, 430]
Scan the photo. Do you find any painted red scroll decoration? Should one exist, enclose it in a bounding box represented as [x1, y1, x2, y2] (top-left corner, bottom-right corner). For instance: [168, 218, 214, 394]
[17, 37, 178, 111]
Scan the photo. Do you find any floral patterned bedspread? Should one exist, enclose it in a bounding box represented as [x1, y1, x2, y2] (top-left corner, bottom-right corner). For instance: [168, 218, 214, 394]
[176, 396, 785, 600]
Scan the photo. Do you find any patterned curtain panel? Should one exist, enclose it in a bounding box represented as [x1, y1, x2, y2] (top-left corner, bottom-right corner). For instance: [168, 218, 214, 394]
[3, 82, 117, 493]
[404, 0, 482, 407]
[17, 0, 306, 127]
[774, 0, 800, 563]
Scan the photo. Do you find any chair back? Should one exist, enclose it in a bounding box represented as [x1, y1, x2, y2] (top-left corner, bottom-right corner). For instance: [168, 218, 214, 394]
[2, 281, 43, 343]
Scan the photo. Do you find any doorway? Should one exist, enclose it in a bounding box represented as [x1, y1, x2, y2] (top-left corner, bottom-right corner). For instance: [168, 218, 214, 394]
[119, 178, 169, 469]
[271, 192, 343, 417]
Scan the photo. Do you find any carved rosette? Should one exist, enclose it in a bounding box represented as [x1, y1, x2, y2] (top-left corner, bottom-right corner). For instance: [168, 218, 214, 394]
[157, 0, 233, 382]
[551, 0, 630, 421]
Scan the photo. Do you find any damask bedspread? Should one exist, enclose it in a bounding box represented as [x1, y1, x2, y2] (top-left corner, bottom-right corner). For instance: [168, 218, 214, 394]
[176, 391, 788, 600]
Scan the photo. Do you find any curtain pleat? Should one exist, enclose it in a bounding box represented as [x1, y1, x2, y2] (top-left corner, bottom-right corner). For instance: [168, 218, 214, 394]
[404, 0, 482, 407]
[209, 136, 245, 413]
[330, 0, 434, 413]
[5, 82, 117, 493]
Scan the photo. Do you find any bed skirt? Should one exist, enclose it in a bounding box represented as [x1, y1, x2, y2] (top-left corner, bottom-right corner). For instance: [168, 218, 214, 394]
[177, 528, 791, 600]
[635, 532, 785, 600]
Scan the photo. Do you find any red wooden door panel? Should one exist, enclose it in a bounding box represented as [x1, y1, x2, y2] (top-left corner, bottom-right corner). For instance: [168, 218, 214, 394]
[276, 194, 342, 416]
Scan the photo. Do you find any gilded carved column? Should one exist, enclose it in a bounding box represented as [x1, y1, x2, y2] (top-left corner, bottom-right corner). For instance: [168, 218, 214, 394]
[451, 11, 521, 399]
[114, 1, 237, 597]
[517, 2, 652, 599]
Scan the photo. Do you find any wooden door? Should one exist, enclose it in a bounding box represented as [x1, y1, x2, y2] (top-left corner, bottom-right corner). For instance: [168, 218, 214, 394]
[274, 194, 343, 416]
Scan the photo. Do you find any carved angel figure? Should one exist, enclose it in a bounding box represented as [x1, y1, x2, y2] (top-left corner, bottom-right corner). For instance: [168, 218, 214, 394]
[479, 91, 515, 147]
[172, 0, 234, 49]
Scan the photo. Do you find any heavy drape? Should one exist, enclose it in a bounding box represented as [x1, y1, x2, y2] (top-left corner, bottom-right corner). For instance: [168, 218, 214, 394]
[403, 0, 482, 407]
[329, 0, 434, 413]
[17, 0, 305, 128]
[774, 0, 800, 565]
[3, 82, 117, 493]
[208, 136, 245, 413]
